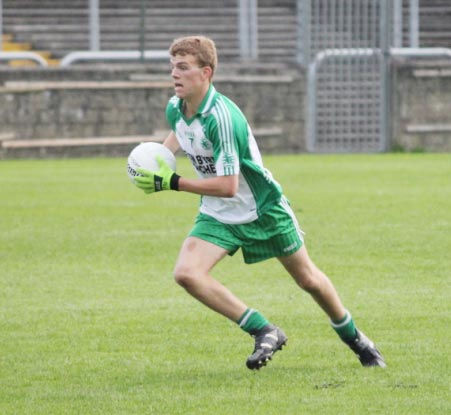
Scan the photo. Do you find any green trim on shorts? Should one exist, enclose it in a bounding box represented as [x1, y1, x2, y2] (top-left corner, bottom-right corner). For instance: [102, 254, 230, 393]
[188, 197, 304, 264]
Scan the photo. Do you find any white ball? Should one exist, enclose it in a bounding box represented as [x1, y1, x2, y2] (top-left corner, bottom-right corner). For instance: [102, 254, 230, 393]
[127, 142, 176, 182]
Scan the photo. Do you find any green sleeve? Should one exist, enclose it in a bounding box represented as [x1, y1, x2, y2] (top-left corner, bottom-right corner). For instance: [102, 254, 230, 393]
[165, 96, 179, 131]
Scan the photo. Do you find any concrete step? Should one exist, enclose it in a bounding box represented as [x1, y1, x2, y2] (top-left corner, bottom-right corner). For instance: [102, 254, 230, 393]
[4, 23, 240, 34]
[0, 127, 284, 159]
[5, 0, 291, 8]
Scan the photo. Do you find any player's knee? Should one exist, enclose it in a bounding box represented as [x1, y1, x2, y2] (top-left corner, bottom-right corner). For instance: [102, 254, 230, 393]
[173, 264, 197, 288]
[173, 267, 188, 287]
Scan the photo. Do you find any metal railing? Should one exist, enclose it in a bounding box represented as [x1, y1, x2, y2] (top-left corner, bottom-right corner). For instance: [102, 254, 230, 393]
[306, 46, 451, 152]
[0, 51, 48, 66]
[306, 48, 381, 152]
[59, 50, 170, 67]
[390, 47, 451, 60]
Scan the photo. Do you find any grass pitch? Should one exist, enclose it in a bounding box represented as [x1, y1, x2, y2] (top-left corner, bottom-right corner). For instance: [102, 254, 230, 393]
[1, 153, 450, 414]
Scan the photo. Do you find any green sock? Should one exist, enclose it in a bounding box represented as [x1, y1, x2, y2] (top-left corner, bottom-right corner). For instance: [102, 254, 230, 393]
[237, 308, 269, 335]
[331, 310, 357, 343]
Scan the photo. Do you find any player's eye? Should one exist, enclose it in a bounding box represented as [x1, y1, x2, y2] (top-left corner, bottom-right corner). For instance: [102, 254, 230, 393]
[171, 64, 188, 72]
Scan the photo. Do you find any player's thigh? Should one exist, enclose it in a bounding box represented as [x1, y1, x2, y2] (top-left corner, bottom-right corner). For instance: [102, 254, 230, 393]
[174, 236, 230, 275]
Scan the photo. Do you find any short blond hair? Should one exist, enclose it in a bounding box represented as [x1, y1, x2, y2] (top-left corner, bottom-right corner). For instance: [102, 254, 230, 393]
[169, 35, 218, 76]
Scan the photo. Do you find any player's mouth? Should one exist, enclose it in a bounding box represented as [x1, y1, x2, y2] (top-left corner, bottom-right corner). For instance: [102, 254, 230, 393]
[174, 82, 183, 90]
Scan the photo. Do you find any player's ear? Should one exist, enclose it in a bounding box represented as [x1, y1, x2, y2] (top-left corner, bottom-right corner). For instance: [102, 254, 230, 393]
[202, 66, 213, 81]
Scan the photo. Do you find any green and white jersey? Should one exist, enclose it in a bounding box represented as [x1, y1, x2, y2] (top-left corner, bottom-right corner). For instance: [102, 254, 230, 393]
[166, 84, 283, 225]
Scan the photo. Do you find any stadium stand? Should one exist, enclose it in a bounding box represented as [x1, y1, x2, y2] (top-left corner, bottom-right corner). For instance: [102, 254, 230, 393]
[2, 1, 451, 67]
[417, 0, 451, 47]
[1, 0, 297, 65]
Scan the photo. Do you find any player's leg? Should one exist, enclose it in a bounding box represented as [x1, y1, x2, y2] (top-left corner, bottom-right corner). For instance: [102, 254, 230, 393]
[173, 236, 247, 321]
[173, 234, 286, 370]
[278, 245, 346, 320]
[278, 245, 385, 367]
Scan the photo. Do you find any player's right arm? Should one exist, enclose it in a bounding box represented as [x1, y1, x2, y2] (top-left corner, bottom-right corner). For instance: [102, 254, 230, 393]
[163, 125, 239, 197]
[163, 130, 179, 154]
[178, 174, 238, 198]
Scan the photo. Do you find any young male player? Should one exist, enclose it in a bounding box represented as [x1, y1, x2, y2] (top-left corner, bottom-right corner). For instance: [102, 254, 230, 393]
[134, 35, 385, 370]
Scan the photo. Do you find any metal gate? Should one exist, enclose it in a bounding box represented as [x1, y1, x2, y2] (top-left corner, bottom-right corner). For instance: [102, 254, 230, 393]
[298, 0, 396, 152]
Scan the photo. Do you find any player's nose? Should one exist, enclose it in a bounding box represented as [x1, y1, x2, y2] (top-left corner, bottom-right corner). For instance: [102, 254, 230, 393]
[171, 67, 180, 78]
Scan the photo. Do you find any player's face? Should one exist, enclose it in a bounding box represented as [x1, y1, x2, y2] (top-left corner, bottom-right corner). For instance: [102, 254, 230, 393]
[170, 54, 209, 100]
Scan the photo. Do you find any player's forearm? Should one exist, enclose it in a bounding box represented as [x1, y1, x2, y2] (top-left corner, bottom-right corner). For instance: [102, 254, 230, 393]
[178, 175, 238, 197]
[163, 131, 180, 154]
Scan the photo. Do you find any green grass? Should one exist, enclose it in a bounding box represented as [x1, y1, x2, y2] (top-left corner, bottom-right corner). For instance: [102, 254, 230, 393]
[1, 153, 450, 414]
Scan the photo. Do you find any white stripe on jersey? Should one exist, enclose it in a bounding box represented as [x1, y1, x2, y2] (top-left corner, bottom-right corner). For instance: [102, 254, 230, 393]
[212, 97, 237, 176]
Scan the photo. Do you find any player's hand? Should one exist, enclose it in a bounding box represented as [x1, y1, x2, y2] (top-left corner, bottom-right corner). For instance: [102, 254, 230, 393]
[134, 155, 180, 193]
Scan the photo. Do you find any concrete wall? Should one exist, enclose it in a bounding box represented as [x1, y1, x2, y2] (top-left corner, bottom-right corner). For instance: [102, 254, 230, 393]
[0, 81, 173, 140]
[1, 60, 451, 158]
[0, 65, 305, 158]
[391, 61, 451, 152]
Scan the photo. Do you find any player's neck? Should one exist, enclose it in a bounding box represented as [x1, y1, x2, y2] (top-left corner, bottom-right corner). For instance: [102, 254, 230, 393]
[183, 83, 210, 118]
[182, 101, 197, 119]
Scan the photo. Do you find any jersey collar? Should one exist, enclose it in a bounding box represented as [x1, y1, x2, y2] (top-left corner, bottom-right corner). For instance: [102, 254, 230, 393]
[178, 84, 217, 117]
[197, 84, 217, 115]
